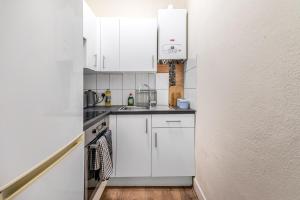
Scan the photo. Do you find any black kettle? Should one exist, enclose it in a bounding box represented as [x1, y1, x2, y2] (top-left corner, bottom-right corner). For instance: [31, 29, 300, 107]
[84, 90, 99, 107]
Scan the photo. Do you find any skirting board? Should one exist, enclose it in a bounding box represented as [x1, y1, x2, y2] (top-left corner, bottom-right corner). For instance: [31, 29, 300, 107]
[107, 177, 193, 187]
[193, 178, 207, 200]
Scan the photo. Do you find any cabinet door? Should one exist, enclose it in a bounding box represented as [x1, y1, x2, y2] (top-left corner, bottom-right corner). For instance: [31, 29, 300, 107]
[83, 1, 98, 70]
[116, 115, 151, 177]
[100, 18, 120, 71]
[152, 128, 195, 177]
[120, 18, 157, 72]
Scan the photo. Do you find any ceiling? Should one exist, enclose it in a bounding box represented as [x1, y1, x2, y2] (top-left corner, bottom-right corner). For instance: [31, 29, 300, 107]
[86, 0, 187, 17]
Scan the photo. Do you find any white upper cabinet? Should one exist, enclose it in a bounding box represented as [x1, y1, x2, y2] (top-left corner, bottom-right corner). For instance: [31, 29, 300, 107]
[100, 18, 120, 71]
[84, 15, 158, 72]
[120, 18, 157, 72]
[83, 1, 98, 71]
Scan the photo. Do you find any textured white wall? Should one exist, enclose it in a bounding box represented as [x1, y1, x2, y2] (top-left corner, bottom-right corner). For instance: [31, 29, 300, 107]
[86, 0, 186, 17]
[187, 0, 300, 200]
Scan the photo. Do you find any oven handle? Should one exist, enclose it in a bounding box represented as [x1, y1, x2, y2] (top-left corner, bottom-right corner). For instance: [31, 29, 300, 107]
[85, 127, 108, 147]
[93, 122, 107, 135]
[88, 144, 98, 148]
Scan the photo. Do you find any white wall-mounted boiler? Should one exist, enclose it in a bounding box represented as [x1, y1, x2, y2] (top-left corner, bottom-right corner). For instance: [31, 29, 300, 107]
[158, 9, 187, 60]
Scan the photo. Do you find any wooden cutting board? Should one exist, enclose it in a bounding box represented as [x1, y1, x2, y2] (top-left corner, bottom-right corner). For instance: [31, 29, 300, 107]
[157, 64, 184, 107]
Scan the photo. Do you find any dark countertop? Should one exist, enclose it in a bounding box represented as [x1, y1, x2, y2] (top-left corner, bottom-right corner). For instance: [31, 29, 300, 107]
[83, 105, 196, 131]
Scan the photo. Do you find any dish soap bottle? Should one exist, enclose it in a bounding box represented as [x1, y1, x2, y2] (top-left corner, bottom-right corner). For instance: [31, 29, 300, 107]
[105, 89, 111, 107]
[128, 93, 134, 106]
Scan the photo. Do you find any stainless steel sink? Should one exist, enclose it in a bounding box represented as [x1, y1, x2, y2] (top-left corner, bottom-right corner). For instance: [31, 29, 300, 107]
[119, 106, 149, 111]
[118, 105, 175, 111]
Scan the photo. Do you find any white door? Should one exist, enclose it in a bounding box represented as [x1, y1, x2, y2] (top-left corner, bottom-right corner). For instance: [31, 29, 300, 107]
[152, 128, 195, 177]
[83, 0, 98, 70]
[120, 18, 157, 72]
[100, 18, 120, 71]
[116, 115, 151, 177]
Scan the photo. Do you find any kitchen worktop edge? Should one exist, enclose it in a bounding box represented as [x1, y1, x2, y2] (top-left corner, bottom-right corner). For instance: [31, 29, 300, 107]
[83, 106, 196, 131]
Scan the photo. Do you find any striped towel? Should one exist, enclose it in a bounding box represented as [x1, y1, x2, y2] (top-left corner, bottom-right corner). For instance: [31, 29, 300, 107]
[104, 130, 112, 160]
[88, 144, 101, 180]
[89, 145, 101, 171]
[97, 136, 113, 181]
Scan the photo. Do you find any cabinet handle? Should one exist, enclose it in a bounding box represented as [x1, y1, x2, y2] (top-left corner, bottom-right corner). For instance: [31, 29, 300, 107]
[152, 55, 155, 69]
[146, 118, 148, 134]
[102, 56, 105, 69]
[166, 120, 181, 123]
[155, 133, 158, 148]
[94, 54, 97, 67]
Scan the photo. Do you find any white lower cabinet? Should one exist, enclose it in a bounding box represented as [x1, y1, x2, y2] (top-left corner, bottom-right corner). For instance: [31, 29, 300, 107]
[114, 114, 195, 179]
[152, 128, 195, 177]
[116, 115, 151, 177]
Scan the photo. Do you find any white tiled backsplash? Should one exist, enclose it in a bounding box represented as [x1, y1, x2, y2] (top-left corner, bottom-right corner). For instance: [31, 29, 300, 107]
[84, 72, 169, 106]
[184, 56, 198, 109]
[84, 59, 197, 109]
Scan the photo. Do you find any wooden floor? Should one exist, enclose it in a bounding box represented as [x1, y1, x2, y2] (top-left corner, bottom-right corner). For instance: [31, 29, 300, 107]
[100, 187, 198, 200]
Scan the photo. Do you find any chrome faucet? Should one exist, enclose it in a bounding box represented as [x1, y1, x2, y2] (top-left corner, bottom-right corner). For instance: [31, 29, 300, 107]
[143, 84, 156, 109]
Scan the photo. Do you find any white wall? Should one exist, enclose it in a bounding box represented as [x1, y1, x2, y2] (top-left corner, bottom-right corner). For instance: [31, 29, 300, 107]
[85, 0, 186, 17]
[187, 0, 300, 200]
